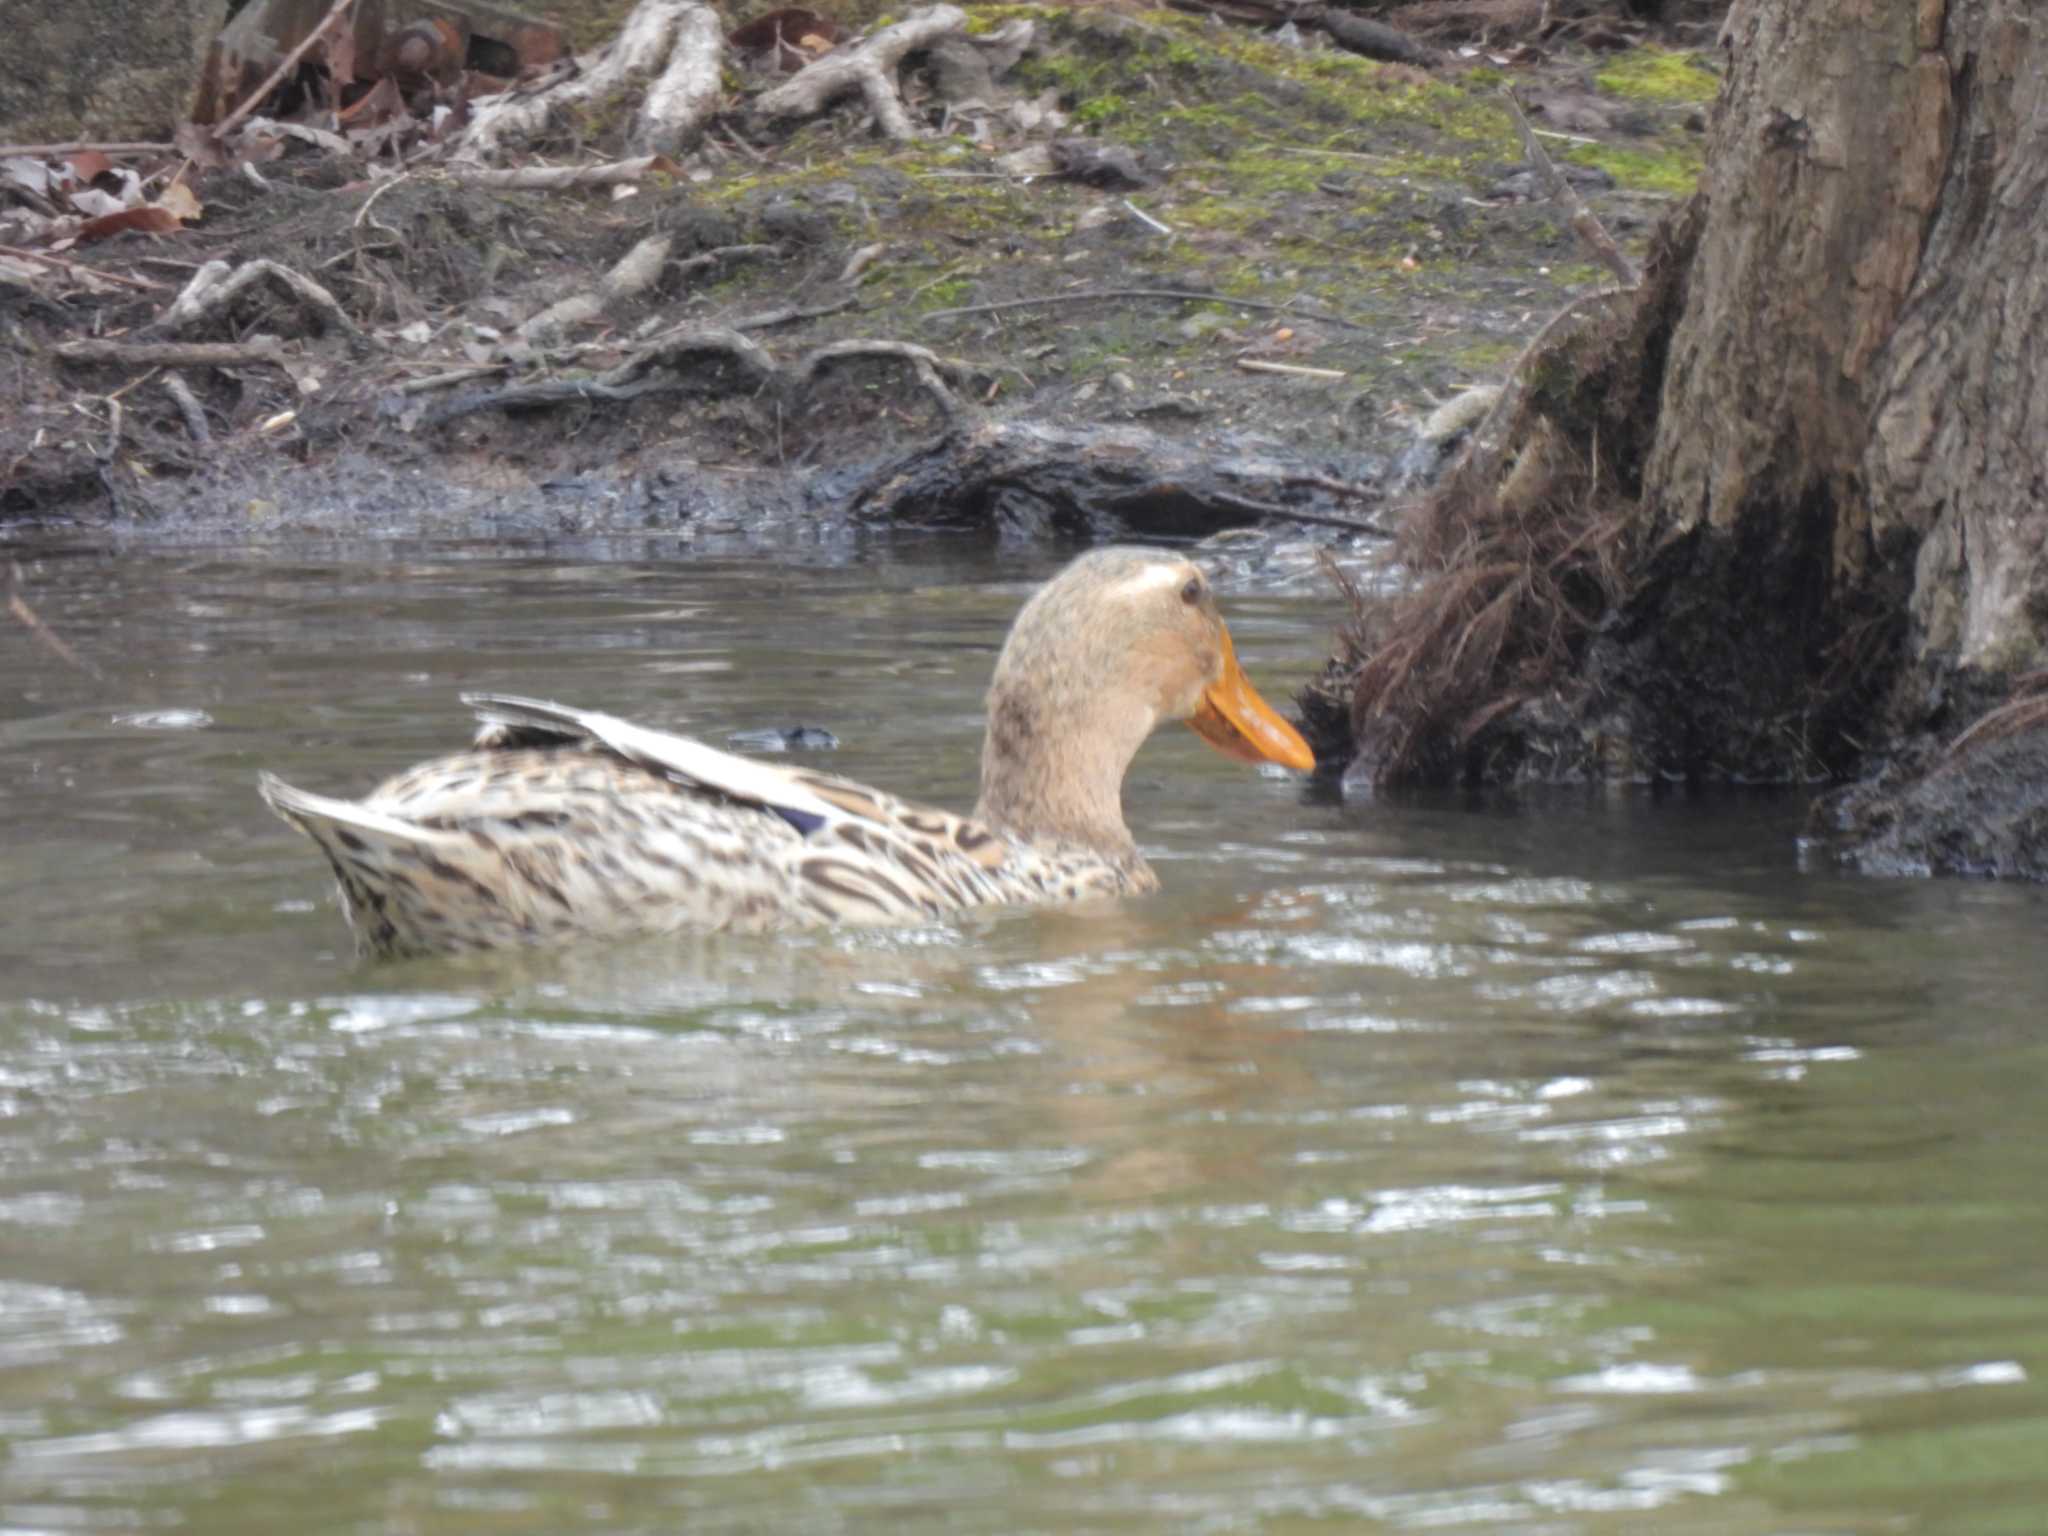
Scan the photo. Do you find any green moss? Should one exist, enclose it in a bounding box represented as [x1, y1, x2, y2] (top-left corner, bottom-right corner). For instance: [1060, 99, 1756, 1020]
[917, 277, 973, 309]
[1073, 93, 1129, 127]
[1567, 139, 1704, 196]
[1596, 46, 1721, 105]
[1448, 337, 1522, 372]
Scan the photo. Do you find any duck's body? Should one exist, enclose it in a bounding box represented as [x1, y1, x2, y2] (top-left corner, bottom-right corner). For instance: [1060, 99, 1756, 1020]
[261, 548, 1313, 958]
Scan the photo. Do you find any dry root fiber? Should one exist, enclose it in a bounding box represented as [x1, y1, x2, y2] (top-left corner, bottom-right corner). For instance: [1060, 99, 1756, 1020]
[1330, 409, 1637, 783]
[1316, 207, 1702, 785]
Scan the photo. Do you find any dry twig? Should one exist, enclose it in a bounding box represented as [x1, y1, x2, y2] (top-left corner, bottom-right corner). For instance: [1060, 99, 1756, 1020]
[211, 0, 357, 142]
[923, 287, 1372, 331]
[1236, 358, 1348, 381]
[1505, 86, 1637, 288]
[0, 140, 174, 156]
[7, 563, 107, 682]
[0, 245, 167, 291]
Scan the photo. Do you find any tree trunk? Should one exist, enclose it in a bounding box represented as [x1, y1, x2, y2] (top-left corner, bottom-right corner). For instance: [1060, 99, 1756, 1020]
[1649, 0, 2047, 716]
[1324, 0, 2048, 873]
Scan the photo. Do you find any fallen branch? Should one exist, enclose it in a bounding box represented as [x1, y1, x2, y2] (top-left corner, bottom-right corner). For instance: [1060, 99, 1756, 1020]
[148, 259, 363, 339]
[755, 5, 966, 141]
[55, 337, 288, 368]
[0, 140, 175, 157]
[1506, 87, 1637, 289]
[1314, 8, 1445, 67]
[923, 287, 1373, 331]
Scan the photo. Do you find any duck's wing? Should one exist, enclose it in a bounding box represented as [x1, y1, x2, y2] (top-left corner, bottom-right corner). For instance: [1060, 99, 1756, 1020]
[461, 694, 1024, 920]
[464, 693, 851, 834]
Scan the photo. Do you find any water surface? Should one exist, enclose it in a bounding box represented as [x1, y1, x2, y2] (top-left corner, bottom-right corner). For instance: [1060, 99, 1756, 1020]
[3, 534, 2045, 1534]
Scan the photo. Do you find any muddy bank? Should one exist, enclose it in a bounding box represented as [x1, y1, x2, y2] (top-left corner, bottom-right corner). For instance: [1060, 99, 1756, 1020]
[1813, 720, 2048, 884]
[3, 4, 1710, 550]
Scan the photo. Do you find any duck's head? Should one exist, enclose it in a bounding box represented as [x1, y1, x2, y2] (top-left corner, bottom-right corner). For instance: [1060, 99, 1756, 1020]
[976, 548, 1315, 855]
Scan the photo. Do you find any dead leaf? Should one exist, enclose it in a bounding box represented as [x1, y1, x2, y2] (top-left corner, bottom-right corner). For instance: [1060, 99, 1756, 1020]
[1, 156, 53, 199]
[157, 181, 203, 222]
[238, 131, 288, 163]
[729, 8, 843, 70]
[171, 122, 225, 171]
[65, 150, 114, 184]
[341, 75, 404, 127]
[68, 188, 133, 218]
[74, 205, 183, 245]
[258, 117, 354, 155]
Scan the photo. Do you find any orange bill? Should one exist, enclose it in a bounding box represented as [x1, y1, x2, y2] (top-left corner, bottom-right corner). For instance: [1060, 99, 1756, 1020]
[1186, 623, 1317, 772]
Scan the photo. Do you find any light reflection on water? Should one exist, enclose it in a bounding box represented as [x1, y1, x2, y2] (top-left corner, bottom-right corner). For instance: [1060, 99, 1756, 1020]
[2, 534, 2047, 1534]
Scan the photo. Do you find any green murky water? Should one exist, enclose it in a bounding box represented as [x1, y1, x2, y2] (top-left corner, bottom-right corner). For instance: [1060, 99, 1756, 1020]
[4, 534, 2046, 1534]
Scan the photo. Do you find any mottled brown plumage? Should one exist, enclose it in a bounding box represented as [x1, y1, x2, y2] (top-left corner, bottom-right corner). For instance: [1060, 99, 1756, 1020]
[259, 547, 1314, 958]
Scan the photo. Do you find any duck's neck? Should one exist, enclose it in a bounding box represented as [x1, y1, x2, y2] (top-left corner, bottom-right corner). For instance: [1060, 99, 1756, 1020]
[972, 678, 1152, 864]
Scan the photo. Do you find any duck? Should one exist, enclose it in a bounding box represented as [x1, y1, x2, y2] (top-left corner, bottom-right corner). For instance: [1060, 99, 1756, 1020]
[259, 546, 1316, 958]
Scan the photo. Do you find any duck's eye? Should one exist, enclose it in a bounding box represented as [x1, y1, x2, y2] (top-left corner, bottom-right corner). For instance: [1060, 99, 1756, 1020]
[1180, 577, 1203, 605]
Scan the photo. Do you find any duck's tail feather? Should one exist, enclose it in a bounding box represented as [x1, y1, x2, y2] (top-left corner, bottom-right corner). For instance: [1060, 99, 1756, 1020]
[258, 771, 457, 850]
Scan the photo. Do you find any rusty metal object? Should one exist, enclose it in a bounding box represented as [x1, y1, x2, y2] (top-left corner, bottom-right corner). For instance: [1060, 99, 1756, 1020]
[381, 18, 468, 85]
[190, 0, 564, 124]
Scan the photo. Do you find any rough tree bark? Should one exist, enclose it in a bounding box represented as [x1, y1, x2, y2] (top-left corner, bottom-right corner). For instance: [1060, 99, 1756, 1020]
[1322, 0, 2048, 875]
[1648, 0, 2046, 731]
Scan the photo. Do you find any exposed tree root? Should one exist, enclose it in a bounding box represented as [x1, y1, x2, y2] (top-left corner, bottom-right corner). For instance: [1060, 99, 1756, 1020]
[458, 157, 677, 190]
[518, 235, 672, 343]
[419, 330, 971, 431]
[455, 0, 723, 160]
[754, 6, 967, 141]
[1945, 675, 2048, 761]
[149, 258, 361, 339]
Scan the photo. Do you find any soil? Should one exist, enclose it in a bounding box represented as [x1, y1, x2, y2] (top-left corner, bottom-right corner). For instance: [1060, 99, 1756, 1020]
[1, 4, 1716, 547]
